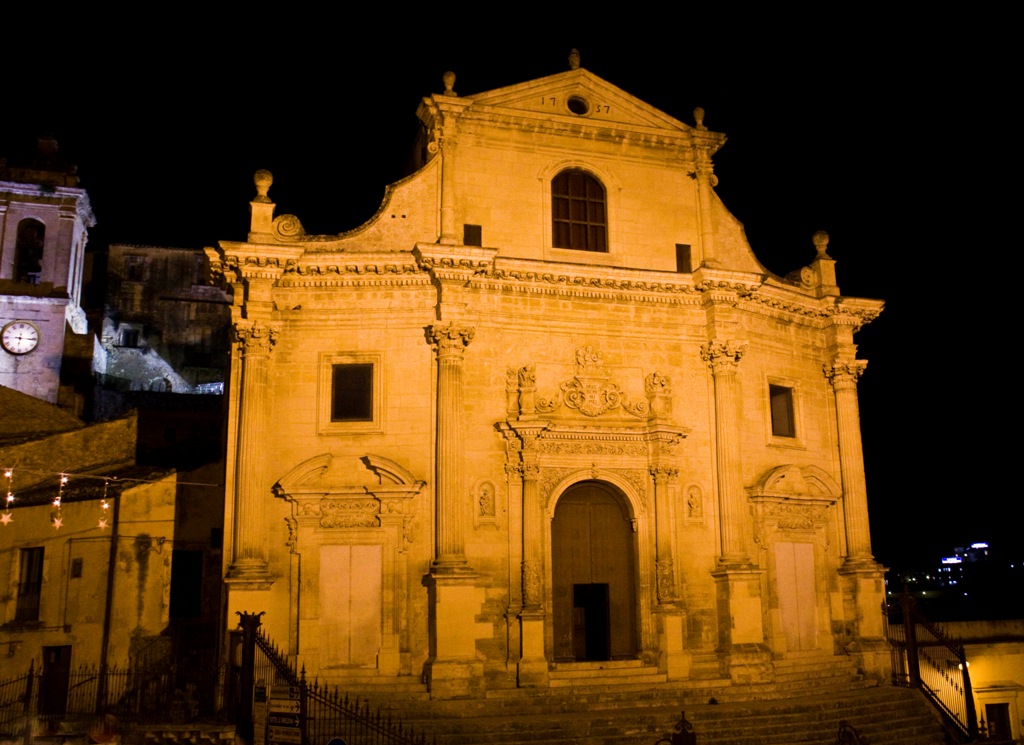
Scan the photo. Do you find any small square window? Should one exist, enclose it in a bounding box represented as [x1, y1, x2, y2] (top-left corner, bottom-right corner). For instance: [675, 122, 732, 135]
[463, 224, 482, 247]
[769, 385, 796, 438]
[70, 558, 84, 579]
[319, 353, 383, 434]
[332, 364, 374, 422]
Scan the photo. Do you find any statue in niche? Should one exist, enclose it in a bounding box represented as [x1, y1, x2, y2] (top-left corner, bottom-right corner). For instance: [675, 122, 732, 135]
[478, 482, 496, 517]
[686, 485, 703, 519]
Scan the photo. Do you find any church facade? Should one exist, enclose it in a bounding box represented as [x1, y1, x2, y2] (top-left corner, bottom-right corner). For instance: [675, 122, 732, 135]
[208, 61, 887, 699]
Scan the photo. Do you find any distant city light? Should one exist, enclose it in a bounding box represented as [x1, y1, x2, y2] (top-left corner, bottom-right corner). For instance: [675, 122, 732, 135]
[970, 542, 989, 549]
[942, 557, 962, 564]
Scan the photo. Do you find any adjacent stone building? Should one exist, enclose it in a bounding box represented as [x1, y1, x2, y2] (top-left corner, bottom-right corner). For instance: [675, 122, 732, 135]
[0, 137, 94, 408]
[208, 59, 887, 699]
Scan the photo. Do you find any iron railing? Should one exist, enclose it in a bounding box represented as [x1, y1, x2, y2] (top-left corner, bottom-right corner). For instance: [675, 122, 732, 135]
[0, 655, 221, 738]
[241, 612, 432, 745]
[884, 588, 978, 740]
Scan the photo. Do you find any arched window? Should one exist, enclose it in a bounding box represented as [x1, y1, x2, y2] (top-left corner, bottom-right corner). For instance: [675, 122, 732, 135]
[14, 219, 45, 283]
[552, 170, 607, 252]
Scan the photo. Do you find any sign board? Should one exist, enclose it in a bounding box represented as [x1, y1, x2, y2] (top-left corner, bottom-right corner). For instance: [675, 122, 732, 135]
[267, 683, 302, 745]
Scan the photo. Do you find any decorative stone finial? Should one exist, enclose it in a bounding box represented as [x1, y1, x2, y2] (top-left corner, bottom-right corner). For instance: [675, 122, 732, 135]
[569, 49, 580, 70]
[812, 230, 831, 259]
[443, 71, 456, 96]
[253, 170, 273, 204]
[693, 107, 707, 130]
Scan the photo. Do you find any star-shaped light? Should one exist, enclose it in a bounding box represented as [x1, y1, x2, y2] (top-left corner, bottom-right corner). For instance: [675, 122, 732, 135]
[98, 518, 109, 530]
[0, 512, 12, 525]
[52, 515, 63, 529]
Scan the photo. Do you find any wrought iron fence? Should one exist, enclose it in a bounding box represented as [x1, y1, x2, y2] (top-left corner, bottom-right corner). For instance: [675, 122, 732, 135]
[0, 662, 34, 736]
[884, 589, 978, 740]
[0, 655, 222, 737]
[240, 612, 433, 745]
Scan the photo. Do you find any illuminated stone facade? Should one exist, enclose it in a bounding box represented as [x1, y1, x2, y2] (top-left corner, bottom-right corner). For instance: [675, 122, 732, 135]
[208, 62, 887, 699]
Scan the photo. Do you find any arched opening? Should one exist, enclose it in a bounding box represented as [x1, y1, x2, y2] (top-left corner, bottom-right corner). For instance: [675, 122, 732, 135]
[551, 169, 607, 252]
[551, 481, 637, 661]
[14, 218, 45, 283]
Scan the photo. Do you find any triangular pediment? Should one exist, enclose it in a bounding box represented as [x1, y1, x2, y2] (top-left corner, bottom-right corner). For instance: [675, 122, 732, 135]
[465, 69, 694, 134]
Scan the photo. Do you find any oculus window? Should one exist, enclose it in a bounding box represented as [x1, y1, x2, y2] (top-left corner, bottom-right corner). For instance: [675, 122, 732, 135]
[769, 384, 796, 438]
[552, 170, 607, 252]
[319, 353, 383, 434]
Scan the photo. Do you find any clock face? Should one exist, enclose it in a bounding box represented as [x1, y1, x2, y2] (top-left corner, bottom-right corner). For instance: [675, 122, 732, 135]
[1, 321, 40, 355]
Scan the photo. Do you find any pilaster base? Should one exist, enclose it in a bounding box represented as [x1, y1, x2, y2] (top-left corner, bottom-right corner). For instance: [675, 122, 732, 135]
[517, 610, 549, 687]
[425, 572, 487, 699]
[425, 658, 485, 700]
[845, 637, 891, 682]
[838, 559, 890, 681]
[658, 610, 692, 680]
[721, 643, 773, 684]
[711, 564, 767, 647]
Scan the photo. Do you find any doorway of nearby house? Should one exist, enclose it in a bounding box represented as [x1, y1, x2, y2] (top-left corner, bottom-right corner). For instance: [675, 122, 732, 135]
[41, 645, 72, 717]
[552, 481, 637, 661]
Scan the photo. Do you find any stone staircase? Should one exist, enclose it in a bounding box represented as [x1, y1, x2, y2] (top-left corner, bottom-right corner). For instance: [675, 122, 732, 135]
[342, 655, 951, 745]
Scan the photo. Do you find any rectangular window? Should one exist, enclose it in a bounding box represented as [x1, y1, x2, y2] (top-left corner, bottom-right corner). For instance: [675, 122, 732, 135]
[319, 353, 382, 434]
[70, 558, 83, 579]
[16, 547, 44, 622]
[675, 244, 692, 273]
[463, 224, 482, 247]
[769, 385, 796, 438]
[332, 364, 374, 422]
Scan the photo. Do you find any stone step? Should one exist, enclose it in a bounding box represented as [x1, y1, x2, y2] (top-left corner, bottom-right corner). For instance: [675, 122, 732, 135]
[396, 685, 948, 745]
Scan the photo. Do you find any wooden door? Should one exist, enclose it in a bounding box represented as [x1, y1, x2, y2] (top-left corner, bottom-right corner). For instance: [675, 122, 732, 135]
[774, 541, 817, 652]
[552, 482, 637, 661]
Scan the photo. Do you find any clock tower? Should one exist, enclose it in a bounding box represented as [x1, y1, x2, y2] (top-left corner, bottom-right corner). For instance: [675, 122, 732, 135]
[0, 136, 94, 405]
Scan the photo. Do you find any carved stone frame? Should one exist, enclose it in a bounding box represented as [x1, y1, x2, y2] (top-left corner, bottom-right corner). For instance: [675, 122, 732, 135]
[273, 454, 424, 676]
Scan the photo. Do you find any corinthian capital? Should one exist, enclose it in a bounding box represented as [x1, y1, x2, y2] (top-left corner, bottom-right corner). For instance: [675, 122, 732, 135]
[427, 323, 475, 359]
[700, 340, 747, 373]
[234, 321, 279, 354]
[649, 466, 679, 485]
[824, 360, 868, 390]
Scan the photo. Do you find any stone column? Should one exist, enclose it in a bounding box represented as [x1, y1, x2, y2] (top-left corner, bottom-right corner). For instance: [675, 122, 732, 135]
[427, 322, 474, 572]
[227, 321, 277, 580]
[827, 359, 889, 680]
[650, 466, 679, 604]
[424, 322, 483, 699]
[825, 360, 872, 562]
[702, 341, 770, 681]
[513, 423, 550, 687]
[700, 340, 748, 565]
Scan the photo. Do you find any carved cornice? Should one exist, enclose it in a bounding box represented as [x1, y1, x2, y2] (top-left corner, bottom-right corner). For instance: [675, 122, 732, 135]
[476, 265, 700, 305]
[212, 242, 304, 282]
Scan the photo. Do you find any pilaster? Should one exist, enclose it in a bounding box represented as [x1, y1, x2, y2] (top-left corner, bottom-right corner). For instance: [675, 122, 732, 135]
[700, 340, 750, 566]
[226, 320, 278, 584]
[824, 360, 872, 563]
[427, 322, 475, 573]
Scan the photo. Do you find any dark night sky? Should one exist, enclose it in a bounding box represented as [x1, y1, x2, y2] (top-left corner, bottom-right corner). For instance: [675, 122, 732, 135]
[2, 22, 1012, 571]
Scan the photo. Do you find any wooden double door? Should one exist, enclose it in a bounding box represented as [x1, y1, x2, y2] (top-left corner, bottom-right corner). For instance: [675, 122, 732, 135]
[551, 482, 638, 661]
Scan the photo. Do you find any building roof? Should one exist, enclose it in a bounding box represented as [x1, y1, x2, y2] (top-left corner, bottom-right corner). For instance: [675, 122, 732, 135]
[0, 385, 84, 444]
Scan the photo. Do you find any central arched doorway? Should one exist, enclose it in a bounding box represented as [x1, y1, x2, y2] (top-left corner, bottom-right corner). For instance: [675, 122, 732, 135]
[551, 481, 638, 661]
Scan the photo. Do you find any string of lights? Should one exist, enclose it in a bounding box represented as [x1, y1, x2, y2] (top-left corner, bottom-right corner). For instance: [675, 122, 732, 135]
[1, 466, 221, 531]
